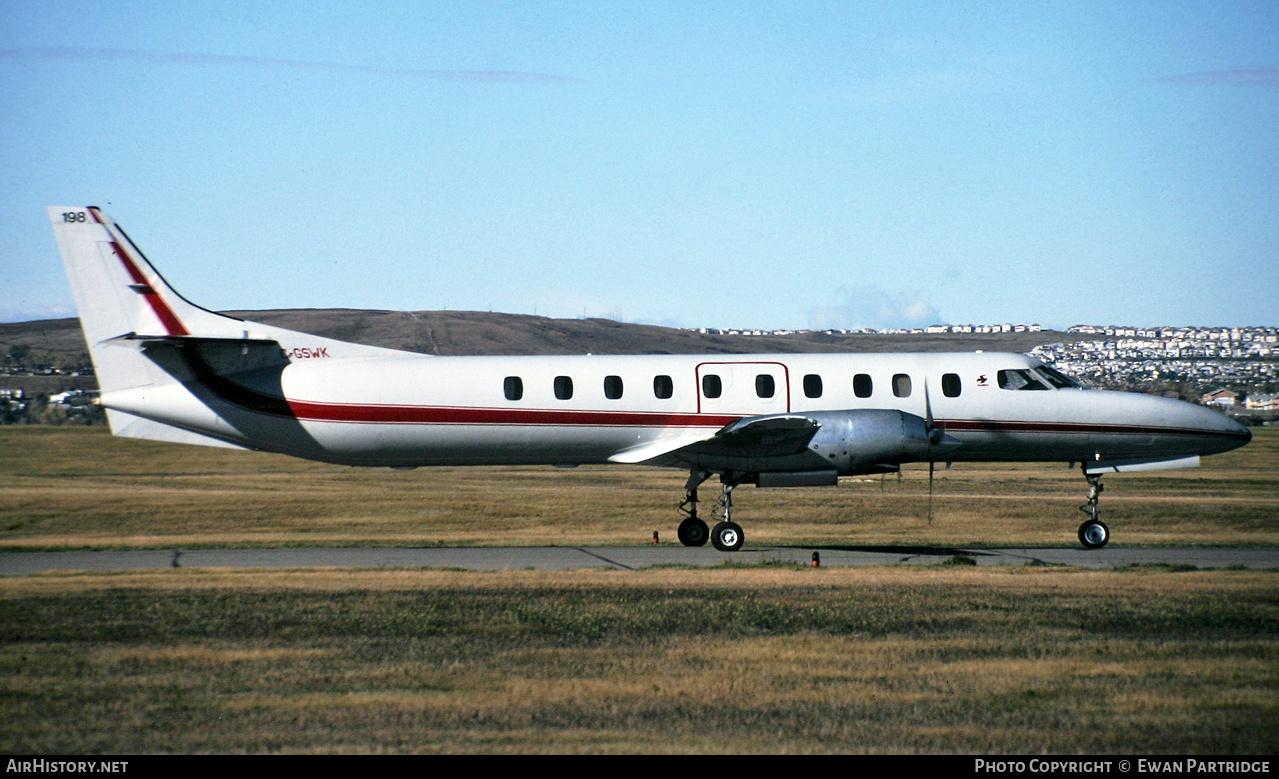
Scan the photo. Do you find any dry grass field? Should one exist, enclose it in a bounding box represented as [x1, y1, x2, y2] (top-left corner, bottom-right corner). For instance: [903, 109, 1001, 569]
[1, 426, 1276, 550]
[1, 425, 1276, 753]
[2, 567, 1276, 753]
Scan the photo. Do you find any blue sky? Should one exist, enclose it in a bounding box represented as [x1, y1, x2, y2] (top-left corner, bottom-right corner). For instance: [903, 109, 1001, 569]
[2, 1, 1276, 331]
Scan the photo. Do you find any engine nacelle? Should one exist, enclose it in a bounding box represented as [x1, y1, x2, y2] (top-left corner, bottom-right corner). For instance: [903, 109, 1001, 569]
[803, 409, 938, 473]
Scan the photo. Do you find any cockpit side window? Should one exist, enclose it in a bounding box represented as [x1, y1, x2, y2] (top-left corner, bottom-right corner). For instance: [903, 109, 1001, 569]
[1037, 365, 1082, 389]
[997, 369, 1049, 391]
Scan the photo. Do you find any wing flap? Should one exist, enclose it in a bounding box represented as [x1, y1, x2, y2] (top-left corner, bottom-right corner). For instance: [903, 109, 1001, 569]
[690, 413, 822, 458]
[609, 413, 823, 466]
[608, 430, 720, 464]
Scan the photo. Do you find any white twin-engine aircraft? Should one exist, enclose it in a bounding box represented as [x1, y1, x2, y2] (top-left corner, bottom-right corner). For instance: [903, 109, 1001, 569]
[49, 206, 1251, 551]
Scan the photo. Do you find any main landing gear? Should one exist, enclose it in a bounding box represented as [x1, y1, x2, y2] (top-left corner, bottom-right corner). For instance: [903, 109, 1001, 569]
[1078, 469, 1110, 549]
[677, 470, 745, 552]
[677, 470, 710, 547]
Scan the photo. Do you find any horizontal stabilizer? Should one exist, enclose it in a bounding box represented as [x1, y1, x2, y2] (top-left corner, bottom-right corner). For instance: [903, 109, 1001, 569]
[131, 335, 288, 368]
[121, 334, 282, 347]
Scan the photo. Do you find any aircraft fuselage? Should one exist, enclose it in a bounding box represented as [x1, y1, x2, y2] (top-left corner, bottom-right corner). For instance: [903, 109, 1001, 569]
[101, 349, 1250, 470]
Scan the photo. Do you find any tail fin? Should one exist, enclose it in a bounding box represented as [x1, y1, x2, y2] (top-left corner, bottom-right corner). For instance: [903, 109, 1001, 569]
[48, 206, 405, 447]
[48, 206, 255, 394]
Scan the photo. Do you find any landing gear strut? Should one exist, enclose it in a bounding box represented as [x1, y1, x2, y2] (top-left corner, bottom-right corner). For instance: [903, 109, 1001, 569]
[710, 479, 744, 552]
[677, 470, 710, 547]
[676, 470, 745, 551]
[1078, 469, 1110, 549]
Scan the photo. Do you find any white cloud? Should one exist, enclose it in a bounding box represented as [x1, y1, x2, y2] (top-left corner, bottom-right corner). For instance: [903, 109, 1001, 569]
[0, 48, 581, 85]
[807, 286, 942, 330]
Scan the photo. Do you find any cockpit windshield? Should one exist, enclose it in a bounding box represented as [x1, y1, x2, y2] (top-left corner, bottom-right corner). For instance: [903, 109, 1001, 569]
[998, 365, 1084, 391]
[998, 369, 1049, 391]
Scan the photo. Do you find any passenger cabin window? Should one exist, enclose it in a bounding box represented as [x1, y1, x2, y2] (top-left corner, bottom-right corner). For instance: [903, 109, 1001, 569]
[942, 373, 961, 398]
[604, 375, 623, 400]
[654, 375, 673, 399]
[503, 376, 523, 401]
[998, 369, 1048, 391]
[853, 373, 873, 398]
[702, 374, 723, 399]
[803, 374, 823, 398]
[755, 374, 775, 398]
[554, 375, 574, 400]
[892, 374, 912, 398]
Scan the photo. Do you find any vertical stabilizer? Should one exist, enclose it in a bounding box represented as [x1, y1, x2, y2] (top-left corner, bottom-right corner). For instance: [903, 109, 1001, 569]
[48, 206, 249, 396]
[48, 206, 411, 445]
[48, 206, 247, 341]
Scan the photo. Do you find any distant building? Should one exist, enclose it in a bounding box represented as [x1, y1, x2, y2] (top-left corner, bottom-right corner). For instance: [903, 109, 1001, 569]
[1245, 393, 1279, 412]
[1200, 389, 1238, 408]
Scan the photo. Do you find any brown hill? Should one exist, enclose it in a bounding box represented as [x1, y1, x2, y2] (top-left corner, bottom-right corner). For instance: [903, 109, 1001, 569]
[2, 309, 1087, 395]
[234, 309, 1084, 356]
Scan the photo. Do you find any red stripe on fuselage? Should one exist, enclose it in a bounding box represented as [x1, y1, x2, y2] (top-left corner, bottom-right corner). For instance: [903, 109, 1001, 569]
[285, 400, 741, 429]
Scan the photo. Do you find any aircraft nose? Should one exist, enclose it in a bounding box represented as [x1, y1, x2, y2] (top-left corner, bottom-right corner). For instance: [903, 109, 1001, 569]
[1188, 402, 1251, 454]
[1230, 416, 1252, 446]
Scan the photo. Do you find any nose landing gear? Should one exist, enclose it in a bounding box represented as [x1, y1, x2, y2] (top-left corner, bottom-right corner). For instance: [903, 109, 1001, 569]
[710, 482, 744, 552]
[1078, 470, 1110, 549]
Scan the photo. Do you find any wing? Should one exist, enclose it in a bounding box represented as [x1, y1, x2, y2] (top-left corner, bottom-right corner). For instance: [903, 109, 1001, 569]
[609, 413, 821, 468]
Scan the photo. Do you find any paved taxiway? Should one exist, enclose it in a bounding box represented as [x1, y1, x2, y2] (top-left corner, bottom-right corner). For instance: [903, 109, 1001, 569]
[2, 546, 1276, 575]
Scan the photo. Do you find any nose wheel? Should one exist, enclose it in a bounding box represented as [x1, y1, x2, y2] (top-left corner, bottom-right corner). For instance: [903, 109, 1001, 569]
[1077, 470, 1110, 549]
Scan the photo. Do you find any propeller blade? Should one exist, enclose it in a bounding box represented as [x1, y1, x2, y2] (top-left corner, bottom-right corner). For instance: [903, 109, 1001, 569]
[928, 458, 935, 525]
[923, 378, 942, 445]
[924, 379, 933, 432]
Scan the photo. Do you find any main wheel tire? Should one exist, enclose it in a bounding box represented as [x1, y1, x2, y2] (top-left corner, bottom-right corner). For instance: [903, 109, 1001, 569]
[1078, 519, 1110, 549]
[711, 521, 744, 552]
[677, 517, 709, 547]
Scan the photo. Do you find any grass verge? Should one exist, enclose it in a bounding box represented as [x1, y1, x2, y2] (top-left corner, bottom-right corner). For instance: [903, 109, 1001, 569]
[2, 566, 1275, 754]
